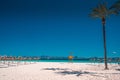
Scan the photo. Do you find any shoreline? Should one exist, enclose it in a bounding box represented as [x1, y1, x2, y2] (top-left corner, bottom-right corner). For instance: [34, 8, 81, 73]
[0, 60, 119, 64]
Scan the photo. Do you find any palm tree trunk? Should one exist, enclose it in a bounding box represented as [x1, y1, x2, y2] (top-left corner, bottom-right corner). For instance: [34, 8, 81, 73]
[102, 18, 108, 70]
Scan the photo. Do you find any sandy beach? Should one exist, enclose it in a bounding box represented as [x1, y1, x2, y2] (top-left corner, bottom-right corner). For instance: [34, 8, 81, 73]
[0, 62, 120, 80]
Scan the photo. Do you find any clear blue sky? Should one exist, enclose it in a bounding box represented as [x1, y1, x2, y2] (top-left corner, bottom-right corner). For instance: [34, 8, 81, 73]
[0, 0, 120, 57]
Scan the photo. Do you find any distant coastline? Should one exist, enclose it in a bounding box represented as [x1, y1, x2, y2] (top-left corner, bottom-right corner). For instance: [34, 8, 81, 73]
[0, 56, 120, 63]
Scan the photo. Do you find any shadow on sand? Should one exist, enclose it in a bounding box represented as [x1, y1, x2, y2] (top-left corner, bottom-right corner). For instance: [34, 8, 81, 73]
[43, 68, 69, 71]
[56, 70, 94, 76]
[43, 67, 120, 77]
[0, 66, 8, 68]
[116, 69, 120, 71]
[0, 64, 17, 68]
[43, 68, 96, 76]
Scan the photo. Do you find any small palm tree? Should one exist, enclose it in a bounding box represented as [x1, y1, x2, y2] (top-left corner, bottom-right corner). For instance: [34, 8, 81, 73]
[89, 2, 118, 70]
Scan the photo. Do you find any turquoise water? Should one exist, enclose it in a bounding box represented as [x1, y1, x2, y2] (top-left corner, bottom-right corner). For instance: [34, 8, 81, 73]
[38, 60, 91, 63]
[1, 60, 119, 63]
[37, 60, 119, 63]
[9, 59, 92, 63]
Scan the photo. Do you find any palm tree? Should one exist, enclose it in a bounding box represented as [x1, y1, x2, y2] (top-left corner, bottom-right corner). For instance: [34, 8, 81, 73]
[89, 2, 118, 70]
[110, 0, 120, 11]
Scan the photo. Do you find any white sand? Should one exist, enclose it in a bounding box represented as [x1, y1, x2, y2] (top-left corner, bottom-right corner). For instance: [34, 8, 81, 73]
[0, 62, 120, 80]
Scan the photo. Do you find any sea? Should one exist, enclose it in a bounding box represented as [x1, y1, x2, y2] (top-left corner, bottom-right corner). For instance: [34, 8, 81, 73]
[20, 59, 117, 63]
[1, 59, 119, 63]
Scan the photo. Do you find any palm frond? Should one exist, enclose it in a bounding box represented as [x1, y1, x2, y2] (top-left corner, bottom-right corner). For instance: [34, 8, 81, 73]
[89, 2, 118, 19]
[110, 0, 120, 10]
[108, 10, 119, 15]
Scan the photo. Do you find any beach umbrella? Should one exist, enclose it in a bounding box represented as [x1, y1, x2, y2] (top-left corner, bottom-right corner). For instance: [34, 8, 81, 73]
[28, 57, 31, 63]
[3, 56, 7, 64]
[68, 56, 73, 60]
[17, 56, 22, 65]
[108, 58, 112, 65]
[0, 56, 1, 63]
[118, 58, 120, 65]
[68, 52, 74, 63]
[23, 57, 27, 65]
